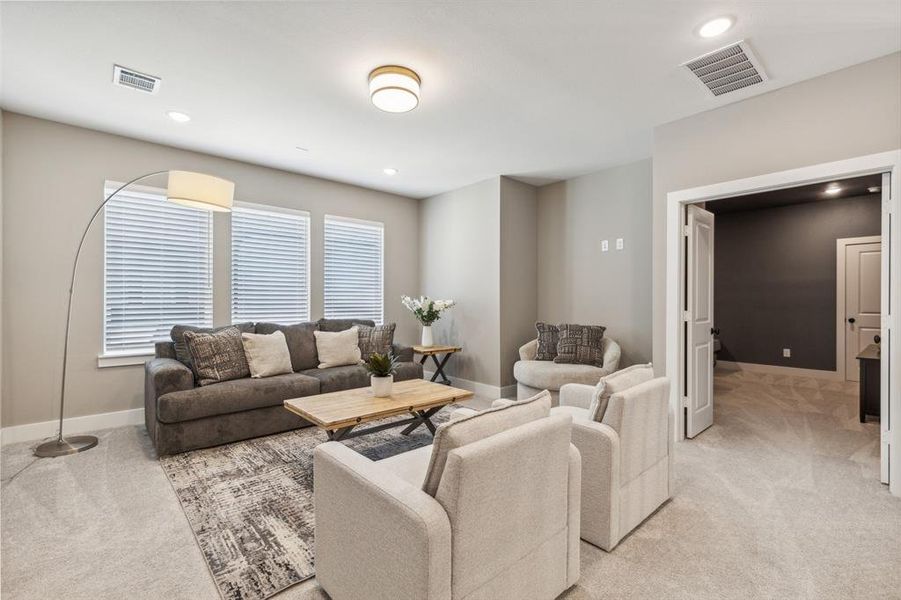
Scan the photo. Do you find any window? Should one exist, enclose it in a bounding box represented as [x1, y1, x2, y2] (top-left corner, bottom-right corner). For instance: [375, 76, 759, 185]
[104, 183, 213, 355]
[323, 215, 384, 323]
[231, 203, 310, 323]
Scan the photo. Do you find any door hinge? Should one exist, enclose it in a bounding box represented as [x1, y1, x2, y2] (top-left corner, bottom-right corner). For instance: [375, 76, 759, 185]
[681, 397, 690, 409]
[683, 225, 691, 236]
[682, 311, 691, 321]
[882, 429, 892, 444]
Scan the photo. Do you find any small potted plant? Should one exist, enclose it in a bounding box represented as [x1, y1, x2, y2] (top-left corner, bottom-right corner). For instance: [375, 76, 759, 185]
[401, 295, 456, 346]
[365, 352, 399, 397]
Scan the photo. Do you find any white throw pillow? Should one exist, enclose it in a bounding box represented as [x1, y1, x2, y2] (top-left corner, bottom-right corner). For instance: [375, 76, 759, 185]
[314, 326, 363, 369]
[588, 363, 655, 421]
[241, 331, 293, 378]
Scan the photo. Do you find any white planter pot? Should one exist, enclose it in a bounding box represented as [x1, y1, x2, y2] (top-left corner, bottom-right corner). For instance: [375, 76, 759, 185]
[421, 325, 434, 347]
[371, 374, 394, 397]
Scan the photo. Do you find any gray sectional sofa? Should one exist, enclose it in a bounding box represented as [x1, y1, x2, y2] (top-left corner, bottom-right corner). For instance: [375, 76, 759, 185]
[144, 318, 422, 455]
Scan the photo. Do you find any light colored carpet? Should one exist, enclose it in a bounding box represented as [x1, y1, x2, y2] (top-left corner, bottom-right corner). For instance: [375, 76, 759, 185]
[2, 373, 899, 599]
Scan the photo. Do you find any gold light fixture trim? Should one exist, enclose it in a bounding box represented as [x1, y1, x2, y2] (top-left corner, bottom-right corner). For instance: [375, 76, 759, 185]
[369, 65, 421, 113]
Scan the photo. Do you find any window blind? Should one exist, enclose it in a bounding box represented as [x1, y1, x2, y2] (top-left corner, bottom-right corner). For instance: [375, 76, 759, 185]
[323, 215, 384, 323]
[231, 204, 310, 324]
[103, 184, 213, 355]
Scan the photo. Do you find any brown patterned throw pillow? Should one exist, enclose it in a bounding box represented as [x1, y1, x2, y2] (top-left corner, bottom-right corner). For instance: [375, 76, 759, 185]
[357, 323, 396, 361]
[535, 322, 560, 361]
[553, 324, 607, 367]
[183, 326, 251, 385]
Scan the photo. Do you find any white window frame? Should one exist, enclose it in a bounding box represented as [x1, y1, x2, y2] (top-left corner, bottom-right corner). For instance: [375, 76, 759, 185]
[99, 181, 214, 366]
[230, 201, 311, 324]
[323, 214, 385, 324]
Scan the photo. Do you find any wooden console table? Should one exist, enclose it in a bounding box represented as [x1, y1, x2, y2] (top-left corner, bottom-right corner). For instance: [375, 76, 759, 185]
[414, 345, 462, 385]
[857, 344, 880, 423]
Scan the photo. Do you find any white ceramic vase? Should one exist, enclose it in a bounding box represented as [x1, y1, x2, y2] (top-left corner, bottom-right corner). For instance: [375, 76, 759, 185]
[421, 325, 434, 347]
[371, 374, 394, 397]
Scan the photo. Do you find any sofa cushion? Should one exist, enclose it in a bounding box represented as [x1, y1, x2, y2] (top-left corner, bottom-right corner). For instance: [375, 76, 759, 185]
[357, 323, 396, 361]
[393, 361, 424, 382]
[377, 445, 433, 487]
[183, 327, 251, 385]
[254, 321, 319, 371]
[554, 323, 607, 367]
[241, 331, 293, 378]
[315, 327, 363, 368]
[300, 365, 370, 394]
[588, 363, 654, 422]
[550, 405, 592, 421]
[514, 360, 606, 391]
[421, 389, 552, 496]
[171, 322, 254, 371]
[317, 318, 375, 332]
[534, 322, 560, 361]
[156, 372, 320, 423]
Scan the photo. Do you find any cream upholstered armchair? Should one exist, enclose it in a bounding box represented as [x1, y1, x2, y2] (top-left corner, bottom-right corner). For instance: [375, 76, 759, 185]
[555, 376, 672, 551]
[313, 391, 581, 600]
[514, 337, 621, 405]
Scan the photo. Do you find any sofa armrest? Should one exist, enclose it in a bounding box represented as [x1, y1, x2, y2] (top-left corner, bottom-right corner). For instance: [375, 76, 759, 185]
[145, 358, 194, 399]
[491, 398, 517, 409]
[559, 383, 595, 410]
[519, 338, 538, 361]
[314, 442, 452, 600]
[392, 343, 414, 362]
[570, 419, 622, 551]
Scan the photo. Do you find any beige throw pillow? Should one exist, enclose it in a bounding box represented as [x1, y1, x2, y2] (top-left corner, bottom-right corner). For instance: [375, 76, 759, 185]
[421, 389, 552, 496]
[314, 326, 363, 369]
[241, 331, 293, 378]
[588, 363, 655, 422]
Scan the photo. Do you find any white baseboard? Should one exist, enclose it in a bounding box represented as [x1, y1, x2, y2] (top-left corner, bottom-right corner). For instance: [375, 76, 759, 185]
[1, 408, 144, 446]
[716, 360, 843, 381]
[423, 371, 513, 400]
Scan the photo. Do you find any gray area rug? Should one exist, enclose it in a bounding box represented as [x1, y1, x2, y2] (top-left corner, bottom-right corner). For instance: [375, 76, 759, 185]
[159, 412, 449, 600]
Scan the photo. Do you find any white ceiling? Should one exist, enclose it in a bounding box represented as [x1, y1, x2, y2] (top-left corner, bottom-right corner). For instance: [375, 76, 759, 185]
[2, 2, 899, 198]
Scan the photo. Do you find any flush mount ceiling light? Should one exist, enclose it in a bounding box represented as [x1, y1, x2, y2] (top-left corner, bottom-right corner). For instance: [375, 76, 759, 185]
[167, 111, 191, 123]
[369, 65, 420, 113]
[383, 167, 398, 175]
[698, 16, 734, 38]
[824, 183, 843, 195]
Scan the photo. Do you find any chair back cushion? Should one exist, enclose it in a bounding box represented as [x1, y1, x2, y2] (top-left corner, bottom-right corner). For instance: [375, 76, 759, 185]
[602, 377, 671, 481]
[435, 413, 573, 599]
[421, 390, 551, 496]
[588, 362, 654, 421]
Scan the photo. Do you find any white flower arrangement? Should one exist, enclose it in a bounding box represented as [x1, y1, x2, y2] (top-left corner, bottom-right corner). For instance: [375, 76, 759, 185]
[401, 295, 456, 326]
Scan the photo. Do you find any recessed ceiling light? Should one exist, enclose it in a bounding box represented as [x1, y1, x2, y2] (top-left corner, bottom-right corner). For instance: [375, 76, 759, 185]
[824, 183, 842, 195]
[383, 167, 398, 176]
[698, 17, 734, 38]
[868, 186, 881, 193]
[167, 111, 191, 123]
[295, 146, 309, 152]
[369, 65, 420, 113]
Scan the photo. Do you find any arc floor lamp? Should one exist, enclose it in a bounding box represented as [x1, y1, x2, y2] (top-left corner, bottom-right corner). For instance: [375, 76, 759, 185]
[35, 170, 235, 458]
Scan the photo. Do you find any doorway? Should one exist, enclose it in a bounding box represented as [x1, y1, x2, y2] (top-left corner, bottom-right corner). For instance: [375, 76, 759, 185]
[665, 150, 901, 496]
[837, 236, 882, 382]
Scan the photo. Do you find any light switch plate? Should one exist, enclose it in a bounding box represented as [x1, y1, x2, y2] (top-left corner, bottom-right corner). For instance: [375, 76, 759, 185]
[783, 348, 791, 358]
[616, 238, 624, 250]
[601, 240, 609, 252]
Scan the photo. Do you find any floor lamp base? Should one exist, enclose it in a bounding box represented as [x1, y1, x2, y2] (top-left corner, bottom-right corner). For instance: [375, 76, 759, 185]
[34, 435, 99, 458]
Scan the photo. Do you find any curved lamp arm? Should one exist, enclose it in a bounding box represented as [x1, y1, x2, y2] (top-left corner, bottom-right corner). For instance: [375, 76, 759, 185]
[48, 170, 169, 450]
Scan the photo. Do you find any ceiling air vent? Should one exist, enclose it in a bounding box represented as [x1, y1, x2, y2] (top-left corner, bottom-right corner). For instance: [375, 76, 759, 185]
[112, 65, 161, 94]
[682, 41, 767, 97]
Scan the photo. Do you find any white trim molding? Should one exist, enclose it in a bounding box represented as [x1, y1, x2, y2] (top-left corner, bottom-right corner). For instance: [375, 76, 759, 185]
[716, 360, 842, 381]
[1, 408, 144, 446]
[97, 353, 153, 368]
[665, 149, 901, 497]
[422, 371, 515, 400]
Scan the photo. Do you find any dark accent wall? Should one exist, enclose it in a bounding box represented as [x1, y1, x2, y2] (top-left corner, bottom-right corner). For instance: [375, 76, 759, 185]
[714, 195, 881, 371]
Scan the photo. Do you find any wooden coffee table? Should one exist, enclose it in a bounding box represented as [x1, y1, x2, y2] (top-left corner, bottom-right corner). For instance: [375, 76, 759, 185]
[284, 379, 473, 441]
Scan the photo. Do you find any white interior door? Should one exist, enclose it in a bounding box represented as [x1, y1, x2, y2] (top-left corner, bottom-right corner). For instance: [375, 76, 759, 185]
[685, 205, 715, 438]
[844, 241, 882, 381]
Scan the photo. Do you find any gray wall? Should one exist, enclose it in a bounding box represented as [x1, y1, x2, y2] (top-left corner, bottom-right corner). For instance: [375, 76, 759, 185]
[537, 159, 652, 365]
[1, 112, 421, 427]
[420, 177, 502, 386]
[499, 177, 538, 387]
[714, 195, 881, 370]
[652, 52, 901, 374]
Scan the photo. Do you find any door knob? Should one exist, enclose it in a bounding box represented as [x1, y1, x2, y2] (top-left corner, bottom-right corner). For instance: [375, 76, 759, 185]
[710, 327, 720, 335]
[848, 317, 856, 324]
